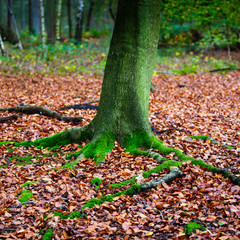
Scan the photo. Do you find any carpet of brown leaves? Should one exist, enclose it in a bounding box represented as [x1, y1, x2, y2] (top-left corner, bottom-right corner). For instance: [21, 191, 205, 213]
[0, 71, 239, 239]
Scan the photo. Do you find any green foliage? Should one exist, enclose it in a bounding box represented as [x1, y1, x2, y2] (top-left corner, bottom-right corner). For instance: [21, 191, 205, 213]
[159, 0, 240, 49]
[42, 228, 53, 240]
[184, 220, 206, 236]
[91, 177, 102, 189]
[21, 181, 34, 187]
[18, 190, 33, 203]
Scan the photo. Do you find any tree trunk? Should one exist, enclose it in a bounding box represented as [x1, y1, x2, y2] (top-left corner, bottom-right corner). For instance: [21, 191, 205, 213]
[87, 0, 160, 144]
[21, 0, 25, 30]
[75, 0, 84, 43]
[55, 0, 62, 41]
[46, 0, 55, 43]
[108, 0, 115, 21]
[0, 34, 6, 56]
[7, 1, 23, 49]
[86, 0, 94, 32]
[39, 0, 46, 48]
[7, 0, 12, 36]
[28, 0, 34, 34]
[67, 0, 72, 39]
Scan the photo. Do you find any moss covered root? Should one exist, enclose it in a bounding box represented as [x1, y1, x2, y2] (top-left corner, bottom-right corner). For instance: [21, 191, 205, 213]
[65, 132, 115, 167]
[2, 127, 89, 149]
[187, 135, 235, 149]
[123, 131, 239, 185]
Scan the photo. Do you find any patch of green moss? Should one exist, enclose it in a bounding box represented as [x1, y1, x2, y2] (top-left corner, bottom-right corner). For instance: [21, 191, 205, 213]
[7, 148, 15, 153]
[0, 141, 17, 146]
[111, 160, 181, 188]
[42, 228, 53, 240]
[9, 156, 33, 165]
[18, 190, 33, 203]
[184, 220, 206, 236]
[143, 160, 182, 178]
[222, 144, 234, 149]
[187, 135, 210, 141]
[91, 177, 102, 188]
[0, 164, 8, 168]
[65, 131, 115, 167]
[14, 128, 89, 150]
[69, 211, 83, 219]
[187, 135, 235, 149]
[21, 181, 34, 187]
[83, 184, 142, 209]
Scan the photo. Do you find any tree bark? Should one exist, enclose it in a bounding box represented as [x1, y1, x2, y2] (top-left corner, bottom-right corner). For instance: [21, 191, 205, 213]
[28, 0, 34, 34]
[67, 0, 72, 39]
[108, 0, 116, 21]
[7, 1, 23, 49]
[87, 0, 160, 144]
[75, 0, 84, 43]
[0, 34, 6, 56]
[46, 0, 55, 43]
[0, 105, 82, 124]
[7, 0, 12, 38]
[55, 0, 62, 41]
[86, 0, 94, 32]
[39, 0, 46, 48]
[21, 0, 25, 30]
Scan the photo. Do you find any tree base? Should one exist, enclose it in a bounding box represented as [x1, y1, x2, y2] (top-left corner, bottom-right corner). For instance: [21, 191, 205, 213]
[4, 126, 239, 185]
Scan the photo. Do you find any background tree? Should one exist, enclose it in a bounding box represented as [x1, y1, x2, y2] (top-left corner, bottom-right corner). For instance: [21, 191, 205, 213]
[67, 0, 72, 39]
[46, 0, 55, 43]
[20, 0, 26, 30]
[86, 0, 94, 32]
[56, 0, 62, 42]
[75, 0, 84, 43]
[28, 0, 33, 34]
[7, 0, 23, 49]
[7, 0, 12, 37]
[39, 0, 46, 48]
[0, 33, 6, 56]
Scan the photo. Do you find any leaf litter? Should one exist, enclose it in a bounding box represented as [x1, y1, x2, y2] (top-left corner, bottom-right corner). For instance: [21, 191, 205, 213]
[0, 71, 239, 239]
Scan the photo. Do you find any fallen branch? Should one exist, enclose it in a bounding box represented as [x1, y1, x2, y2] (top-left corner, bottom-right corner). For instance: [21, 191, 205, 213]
[206, 67, 240, 73]
[61, 104, 98, 110]
[9, 201, 35, 208]
[0, 105, 82, 124]
[141, 167, 183, 191]
[151, 126, 186, 134]
[0, 115, 18, 123]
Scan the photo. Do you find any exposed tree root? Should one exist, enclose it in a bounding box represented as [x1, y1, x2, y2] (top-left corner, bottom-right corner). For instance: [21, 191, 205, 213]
[0, 104, 82, 124]
[1, 128, 239, 185]
[0, 115, 18, 123]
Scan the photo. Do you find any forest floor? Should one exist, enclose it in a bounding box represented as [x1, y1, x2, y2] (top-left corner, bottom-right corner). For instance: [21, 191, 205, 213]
[0, 70, 240, 239]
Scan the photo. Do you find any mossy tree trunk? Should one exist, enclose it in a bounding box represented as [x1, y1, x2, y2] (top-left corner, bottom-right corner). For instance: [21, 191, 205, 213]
[87, 0, 160, 144]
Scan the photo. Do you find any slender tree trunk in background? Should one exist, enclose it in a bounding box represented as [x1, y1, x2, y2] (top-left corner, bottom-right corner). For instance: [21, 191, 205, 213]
[0, 0, 3, 24]
[0, 34, 6, 56]
[75, 0, 84, 43]
[108, 0, 116, 21]
[7, 0, 12, 35]
[86, 0, 94, 32]
[7, 2, 23, 49]
[55, 0, 62, 41]
[33, 0, 40, 33]
[39, 0, 46, 49]
[67, 0, 72, 39]
[28, 0, 34, 34]
[21, 0, 25, 30]
[47, 0, 55, 43]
